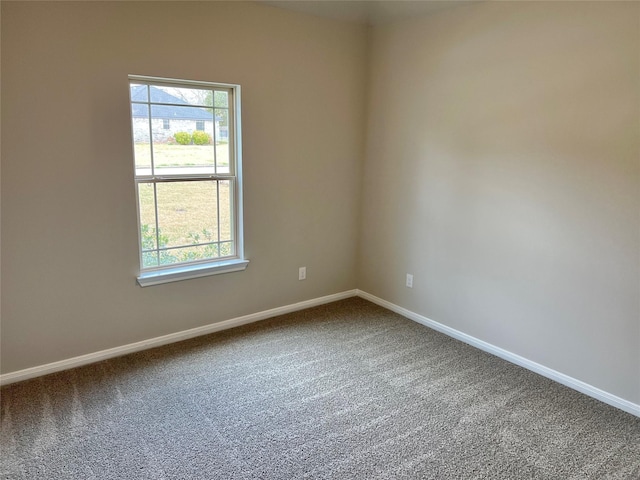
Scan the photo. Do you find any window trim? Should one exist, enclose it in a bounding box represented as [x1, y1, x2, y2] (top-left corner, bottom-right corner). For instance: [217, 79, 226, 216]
[136, 258, 249, 287]
[129, 75, 247, 286]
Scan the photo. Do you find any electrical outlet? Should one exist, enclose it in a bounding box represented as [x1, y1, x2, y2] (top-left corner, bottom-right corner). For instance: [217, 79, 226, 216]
[299, 267, 307, 281]
[406, 273, 413, 288]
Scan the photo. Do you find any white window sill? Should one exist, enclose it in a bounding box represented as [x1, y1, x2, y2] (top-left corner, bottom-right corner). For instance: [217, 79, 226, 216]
[137, 259, 249, 287]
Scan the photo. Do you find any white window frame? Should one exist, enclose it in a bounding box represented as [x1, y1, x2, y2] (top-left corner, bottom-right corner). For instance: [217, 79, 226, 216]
[129, 75, 248, 287]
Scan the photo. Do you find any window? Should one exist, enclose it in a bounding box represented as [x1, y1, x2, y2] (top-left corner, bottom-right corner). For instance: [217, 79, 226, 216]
[129, 76, 247, 286]
[163, 118, 170, 129]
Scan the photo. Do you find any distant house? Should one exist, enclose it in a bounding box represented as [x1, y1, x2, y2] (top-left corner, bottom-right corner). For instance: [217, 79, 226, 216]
[130, 85, 222, 143]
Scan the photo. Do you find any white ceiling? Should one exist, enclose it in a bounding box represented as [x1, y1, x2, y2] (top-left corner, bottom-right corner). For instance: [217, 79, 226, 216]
[261, 0, 476, 25]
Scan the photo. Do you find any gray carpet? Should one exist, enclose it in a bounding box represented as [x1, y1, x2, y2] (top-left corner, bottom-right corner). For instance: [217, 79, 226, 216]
[1, 297, 639, 479]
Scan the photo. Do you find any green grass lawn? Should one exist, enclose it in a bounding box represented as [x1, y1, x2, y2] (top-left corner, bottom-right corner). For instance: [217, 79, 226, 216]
[134, 143, 230, 169]
[138, 180, 232, 245]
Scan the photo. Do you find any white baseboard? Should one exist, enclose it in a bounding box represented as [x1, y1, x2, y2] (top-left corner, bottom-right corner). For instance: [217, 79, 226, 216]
[0, 290, 358, 386]
[3, 288, 638, 418]
[356, 289, 640, 418]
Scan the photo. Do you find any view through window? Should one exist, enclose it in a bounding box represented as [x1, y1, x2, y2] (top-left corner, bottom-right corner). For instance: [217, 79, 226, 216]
[129, 76, 244, 281]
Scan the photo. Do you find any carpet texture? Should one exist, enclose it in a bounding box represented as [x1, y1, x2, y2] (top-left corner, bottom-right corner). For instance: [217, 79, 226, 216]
[1, 297, 639, 479]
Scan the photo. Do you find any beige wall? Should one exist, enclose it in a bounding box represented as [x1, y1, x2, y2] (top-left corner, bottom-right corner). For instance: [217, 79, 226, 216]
[1, 2, 367, 373]
[359, 1, 640, 403]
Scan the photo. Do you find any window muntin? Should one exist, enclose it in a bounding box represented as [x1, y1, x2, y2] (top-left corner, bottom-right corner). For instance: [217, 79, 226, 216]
[129, 76, 243, 279]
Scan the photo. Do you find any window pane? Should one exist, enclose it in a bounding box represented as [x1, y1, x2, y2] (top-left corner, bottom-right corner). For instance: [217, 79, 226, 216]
[214, 90, 228, 108]
[215, 108, 230, 174]
[142, 251, 159, 268]
[215, 145, 229, 174]
[158, 244, 220, 266]
[131, 103, 152, 176]
[138, 183, 157, 250]
[156, 181, 219, 250]
[219, 180, 233, 242]
[130, 84, 148, 102]
[139, 182, 159, 269]
[219, 242, 233, 258]
[149, 85, 212, 108]
[151, 105, 215, 176]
